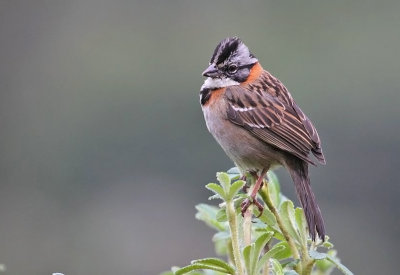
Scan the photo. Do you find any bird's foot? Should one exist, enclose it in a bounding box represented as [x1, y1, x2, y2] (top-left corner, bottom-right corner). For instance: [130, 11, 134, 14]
[240, 196, 264, 217]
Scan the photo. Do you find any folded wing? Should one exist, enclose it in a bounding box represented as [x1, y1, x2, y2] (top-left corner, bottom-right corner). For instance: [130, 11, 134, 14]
[225, 84, 325, 165]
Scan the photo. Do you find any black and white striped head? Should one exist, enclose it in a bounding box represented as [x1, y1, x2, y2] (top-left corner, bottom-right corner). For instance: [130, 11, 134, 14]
[201, 37, 258, 90]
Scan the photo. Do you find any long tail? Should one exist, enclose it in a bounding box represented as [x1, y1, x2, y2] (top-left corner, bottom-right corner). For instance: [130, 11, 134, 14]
[287, 158, 325, 241]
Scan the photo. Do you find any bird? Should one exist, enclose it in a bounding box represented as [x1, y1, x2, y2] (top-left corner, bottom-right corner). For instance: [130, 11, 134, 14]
[200, 37, 326, 241]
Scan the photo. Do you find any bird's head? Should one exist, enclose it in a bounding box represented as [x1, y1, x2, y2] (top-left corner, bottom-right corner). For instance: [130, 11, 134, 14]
[201, 37, 258, 90]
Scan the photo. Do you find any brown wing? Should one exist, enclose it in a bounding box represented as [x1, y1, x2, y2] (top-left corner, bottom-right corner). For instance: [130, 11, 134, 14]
[225, 83, 325, 165]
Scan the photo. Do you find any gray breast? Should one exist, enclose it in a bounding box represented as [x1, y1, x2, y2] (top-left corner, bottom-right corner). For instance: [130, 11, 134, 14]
[202, 99, 282, 172]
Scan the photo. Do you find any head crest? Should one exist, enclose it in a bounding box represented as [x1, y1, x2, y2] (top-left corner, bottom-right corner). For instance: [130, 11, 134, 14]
[210, 37, 257, 66]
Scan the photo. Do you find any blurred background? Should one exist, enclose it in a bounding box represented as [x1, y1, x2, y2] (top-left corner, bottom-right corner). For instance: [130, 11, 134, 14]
[0, 0, 399, 274]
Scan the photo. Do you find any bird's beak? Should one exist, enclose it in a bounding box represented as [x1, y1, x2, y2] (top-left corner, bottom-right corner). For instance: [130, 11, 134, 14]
[202, 64, 219, 78]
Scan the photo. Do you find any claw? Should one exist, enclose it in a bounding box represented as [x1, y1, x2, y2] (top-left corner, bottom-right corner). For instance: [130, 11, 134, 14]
[240, 197, 264, 218]
[240, 168, 268, 218]
[254, 200, 264, 218]
[242, 183, 250, 193]
[241, 198, 251, 216]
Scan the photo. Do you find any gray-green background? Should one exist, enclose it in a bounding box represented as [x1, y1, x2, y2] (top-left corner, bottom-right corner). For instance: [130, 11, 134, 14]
[0, 1, 399, 274]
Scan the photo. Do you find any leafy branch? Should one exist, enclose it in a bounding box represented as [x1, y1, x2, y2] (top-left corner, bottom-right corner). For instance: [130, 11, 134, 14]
[161, 168, 352, 275]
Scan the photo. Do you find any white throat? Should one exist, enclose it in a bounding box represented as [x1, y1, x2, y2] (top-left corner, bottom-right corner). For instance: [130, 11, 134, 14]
[201, 77, 240, 90]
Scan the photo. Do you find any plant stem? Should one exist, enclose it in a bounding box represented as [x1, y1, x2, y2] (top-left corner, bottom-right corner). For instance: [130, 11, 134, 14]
[300, 241, 313, 275]
[302, 259, 315, 275]
[226, 200, 245, 275]
[243, 180, 256, 247]
[260, 181, 301, 272]
[243, 206, 252, 246]
[300, 242, 309, 261]
[227, 239, 235, 267]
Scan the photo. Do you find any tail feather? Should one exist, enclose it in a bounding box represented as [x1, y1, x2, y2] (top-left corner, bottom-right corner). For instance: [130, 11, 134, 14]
[287, 159, 325, 241]
[312, 145, 326, 165]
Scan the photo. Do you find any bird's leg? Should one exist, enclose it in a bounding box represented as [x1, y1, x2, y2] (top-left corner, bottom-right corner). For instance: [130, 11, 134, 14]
[241, 171, 257, 193]
[241, 169, 268, 217]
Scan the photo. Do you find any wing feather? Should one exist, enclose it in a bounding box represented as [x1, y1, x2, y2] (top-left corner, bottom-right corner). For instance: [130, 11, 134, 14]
[225, 81, 325, 165]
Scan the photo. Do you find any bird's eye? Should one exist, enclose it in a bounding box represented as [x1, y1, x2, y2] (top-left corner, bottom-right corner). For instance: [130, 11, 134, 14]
[227, 64, 238, 74]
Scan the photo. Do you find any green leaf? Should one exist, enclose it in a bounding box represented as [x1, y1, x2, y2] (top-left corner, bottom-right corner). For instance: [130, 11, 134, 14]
[214, 238, 228, 256]
[327, 248, 337, 257]
[216, 208, 228, 222]
[326, 255, 353, 275]
[309, 250, 327, 260]
[267, 171, 281, 206]
[315, 257, 334, 272]
[279, 201, 301, 243]
[251, 232, 274, 274]
[212, 231, 230, 242]
[217, 172, 231, 193]
[233, 195, 247, 210]
[272, 241, 292, 260]
[281, 259, 300, 269]
[204, 271, 224, 275]
[227, 167, 241, 175]
[270, 258, 284, 275]
[227, 167, 241, 181]
[174, 263, 229, 274]
[195, 204, 226, 231]
[206, 183, 226, 201]
[171, 266, 180, 272]
[227, 180, 245, 200]
[272, 231, 286, 242]
[254, 232, 272, 252]
[173, 170, 353, 275]
[295, 208, 307, 245]
[208, 194, 223, 200]
[191, 258, 235, 274]
[242, 244, 252, 275]
[323, 241, 334, 249]
[256, 244, 285, 273]
[255, 206, 277, 226]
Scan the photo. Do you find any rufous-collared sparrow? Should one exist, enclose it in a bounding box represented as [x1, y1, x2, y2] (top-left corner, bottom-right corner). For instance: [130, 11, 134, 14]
[200, 37, 326, 241]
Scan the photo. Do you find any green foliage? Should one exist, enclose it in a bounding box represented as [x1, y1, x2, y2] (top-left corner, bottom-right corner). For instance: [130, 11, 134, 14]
[173, 258, 235, 275]
[162, 168, 352, 275]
